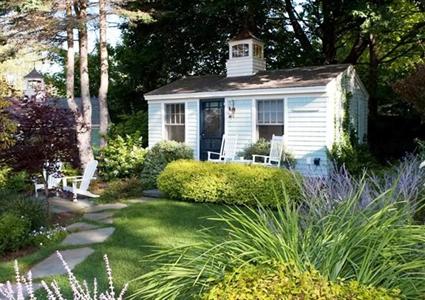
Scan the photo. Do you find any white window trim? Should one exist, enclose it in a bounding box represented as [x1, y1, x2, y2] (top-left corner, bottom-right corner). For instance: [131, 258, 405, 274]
[254, 98, 286, 140]
[163, 102, 186, 143]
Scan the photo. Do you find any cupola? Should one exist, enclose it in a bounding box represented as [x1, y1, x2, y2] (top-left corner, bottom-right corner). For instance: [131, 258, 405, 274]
[23, 68, 45, 101]
[225, 30, 266, 77]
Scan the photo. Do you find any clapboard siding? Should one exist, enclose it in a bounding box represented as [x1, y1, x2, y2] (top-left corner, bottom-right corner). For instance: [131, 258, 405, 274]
[148, 102, 163, 148]
[226, 99, 253, 154]
[286, 96, 329, 176]
[185, 101, 199, 159]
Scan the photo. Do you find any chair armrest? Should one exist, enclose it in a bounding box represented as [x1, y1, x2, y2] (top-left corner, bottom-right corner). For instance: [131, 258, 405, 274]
[62, 176, 83, 179]
[252, 155, 269, 163]
[208, 151, 221, 160]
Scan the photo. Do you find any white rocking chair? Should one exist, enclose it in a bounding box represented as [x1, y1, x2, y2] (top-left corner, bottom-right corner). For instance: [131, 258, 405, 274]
[34, 162, 63, 197]
[420, 161, 425, 169]
[252, 135, 285, 167]
[62, 160, 99, 201]
[208, 134, 238, 163]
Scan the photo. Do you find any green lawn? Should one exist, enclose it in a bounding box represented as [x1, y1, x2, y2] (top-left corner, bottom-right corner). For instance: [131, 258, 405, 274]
[0, 199, 229, 297]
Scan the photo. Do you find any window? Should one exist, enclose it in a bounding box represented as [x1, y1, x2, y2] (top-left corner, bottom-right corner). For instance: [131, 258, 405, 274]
[257, 100, 284, 140]
[232, 44, 249, 57]
[165, 103, 185, 142]
[253, 44, 263, 58]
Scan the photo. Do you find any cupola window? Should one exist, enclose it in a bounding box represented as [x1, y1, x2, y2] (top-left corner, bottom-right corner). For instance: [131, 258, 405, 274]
[232, 44, 249, 57]
[253, 44, 263, 58]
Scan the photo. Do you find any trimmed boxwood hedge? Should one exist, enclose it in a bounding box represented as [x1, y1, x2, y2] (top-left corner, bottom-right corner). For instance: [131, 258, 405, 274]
[157, 160, 300, 206]
[204, 263, 400, 300]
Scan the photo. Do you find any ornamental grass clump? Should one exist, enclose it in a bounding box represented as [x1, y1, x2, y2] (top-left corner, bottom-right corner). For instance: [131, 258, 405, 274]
[132, 179, 425, 299]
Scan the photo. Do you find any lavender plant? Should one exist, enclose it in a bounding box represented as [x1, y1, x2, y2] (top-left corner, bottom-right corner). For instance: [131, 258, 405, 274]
[302, 154, 425, 215]
[0, 252, 128, 300]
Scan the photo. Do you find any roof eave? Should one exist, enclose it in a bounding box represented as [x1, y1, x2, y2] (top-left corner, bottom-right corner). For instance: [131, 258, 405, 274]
[145, 85, 328, 101]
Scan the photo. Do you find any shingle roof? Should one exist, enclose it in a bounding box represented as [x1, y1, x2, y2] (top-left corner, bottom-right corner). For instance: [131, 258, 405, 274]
[230, 30, 262, 42]
[146, 64, 350, 96]
[23, 68, 43, 79]
[47, 97, 100, 126]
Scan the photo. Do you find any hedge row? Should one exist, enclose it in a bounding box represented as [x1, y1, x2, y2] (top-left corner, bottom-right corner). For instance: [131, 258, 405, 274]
[204, 263, 399, 300]
[157, 160, 300, 206]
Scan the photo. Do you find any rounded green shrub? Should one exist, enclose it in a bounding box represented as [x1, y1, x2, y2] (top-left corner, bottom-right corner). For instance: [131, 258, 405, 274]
[141, 141, 193, 189]
[205, 263, 400, 300]
[0, 192, 47, 230]
[98, 134, 147, 181]
[158, 160, 300, 206]
[0, 167, 30, 192]
[0, 212, 31, 255]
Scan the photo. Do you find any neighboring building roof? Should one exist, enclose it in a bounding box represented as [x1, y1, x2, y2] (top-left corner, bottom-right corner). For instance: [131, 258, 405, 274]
[23, 68, 44, 79]
[230, 30, 262, 42]
[47, 97, 100, 126]
[146, 64, 350, 96]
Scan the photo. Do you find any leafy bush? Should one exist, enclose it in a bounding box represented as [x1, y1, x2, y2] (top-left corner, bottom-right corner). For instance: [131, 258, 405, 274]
[330, 142, 380, 176]
[158, 160, 299, 206]
[0, 167, 30, 192]
[109, 110, 148, 147]
[97, 177, 144, 203]
[205, 263, 399, 300]
[0, 191, 48, 230]
[241, 138, 296, 168]
[133, 180, 425, 299]
[98, 134, 147, 181]
[0, 212, 31, 255]
[141, 141, 193, 189]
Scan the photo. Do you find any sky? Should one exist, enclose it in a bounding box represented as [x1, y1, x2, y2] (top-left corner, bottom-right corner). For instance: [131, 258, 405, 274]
[40, 13, 124, 74]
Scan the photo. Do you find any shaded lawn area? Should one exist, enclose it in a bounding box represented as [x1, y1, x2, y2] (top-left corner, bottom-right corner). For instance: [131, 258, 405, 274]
[1, 199, 230, 297]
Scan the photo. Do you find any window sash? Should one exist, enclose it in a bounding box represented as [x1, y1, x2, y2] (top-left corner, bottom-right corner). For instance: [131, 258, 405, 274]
[257, 100, 284, 125]
[232, 44, 249, 57]
[165, 103, 185, 125]
[253, 44, 262, 58]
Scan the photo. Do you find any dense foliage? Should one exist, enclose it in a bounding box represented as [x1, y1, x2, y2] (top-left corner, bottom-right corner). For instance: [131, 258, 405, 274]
[0, 167, 29, 193]
[141, 141, 193, 189]
[134, 176, 425, 299]
[0, 78, 16, 151]
[0, 212, 30, 255]
[158, 160, 299, 206]
[205, 263, 399, 300]
[108, 110, 148, 147]
[241, 138, 296, 168]
[97, 177, 144, 203]
[0, 100, 79, 174]
[98, 134, 147, 180]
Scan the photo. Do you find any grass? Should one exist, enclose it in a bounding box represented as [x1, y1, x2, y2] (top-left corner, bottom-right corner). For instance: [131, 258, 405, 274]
[0, 199, 229, 297]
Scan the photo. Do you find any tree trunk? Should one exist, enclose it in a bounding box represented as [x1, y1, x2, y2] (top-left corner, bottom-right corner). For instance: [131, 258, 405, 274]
[98, 0, 110, 148]
[75, 0, 94, 168]
[368, 33, 379, 121]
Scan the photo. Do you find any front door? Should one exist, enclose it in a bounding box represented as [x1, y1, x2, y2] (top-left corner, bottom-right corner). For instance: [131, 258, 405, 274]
[200, 99, 225, 160]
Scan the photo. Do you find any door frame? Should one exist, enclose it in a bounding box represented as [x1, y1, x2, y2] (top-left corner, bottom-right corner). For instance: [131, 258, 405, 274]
[199, 98, 225, 161]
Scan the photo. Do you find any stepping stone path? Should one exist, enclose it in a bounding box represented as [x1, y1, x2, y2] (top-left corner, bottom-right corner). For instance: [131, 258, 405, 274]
[83, 211, 115, 223]
[61, 227, 115, 246]
[16, 199, 132, 286]
[31, 248, 95, 279]
[66, 222, 99, 232]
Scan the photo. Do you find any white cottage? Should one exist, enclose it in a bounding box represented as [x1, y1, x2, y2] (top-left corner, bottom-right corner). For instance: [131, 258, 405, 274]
[145, 31, 369, 176]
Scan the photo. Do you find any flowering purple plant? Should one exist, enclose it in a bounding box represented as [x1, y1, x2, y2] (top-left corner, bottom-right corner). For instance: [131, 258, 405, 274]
[301, 154, 425, 215]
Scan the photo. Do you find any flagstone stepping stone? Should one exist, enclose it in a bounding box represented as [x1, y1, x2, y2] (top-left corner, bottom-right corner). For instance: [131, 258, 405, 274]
[61, 227, 115, 246]
[86, 203, 127, 213]
[100, 218, 114, 225]
[50, 197, 93, 214]
[83, 211, 114, 222]
[30, 248, 94, 279]
[142, 189, 164, 198]
[66, 222, 99, 232]
[126, 197, 157, 204]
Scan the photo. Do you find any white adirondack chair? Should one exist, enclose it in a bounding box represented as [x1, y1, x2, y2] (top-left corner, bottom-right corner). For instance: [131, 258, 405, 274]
[420, 161, 425, 169]
[208, 134, 238, 163]
[62, 160, 99, 201]
[34, 162, 63, 197]
[252, 135, 285, 167]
